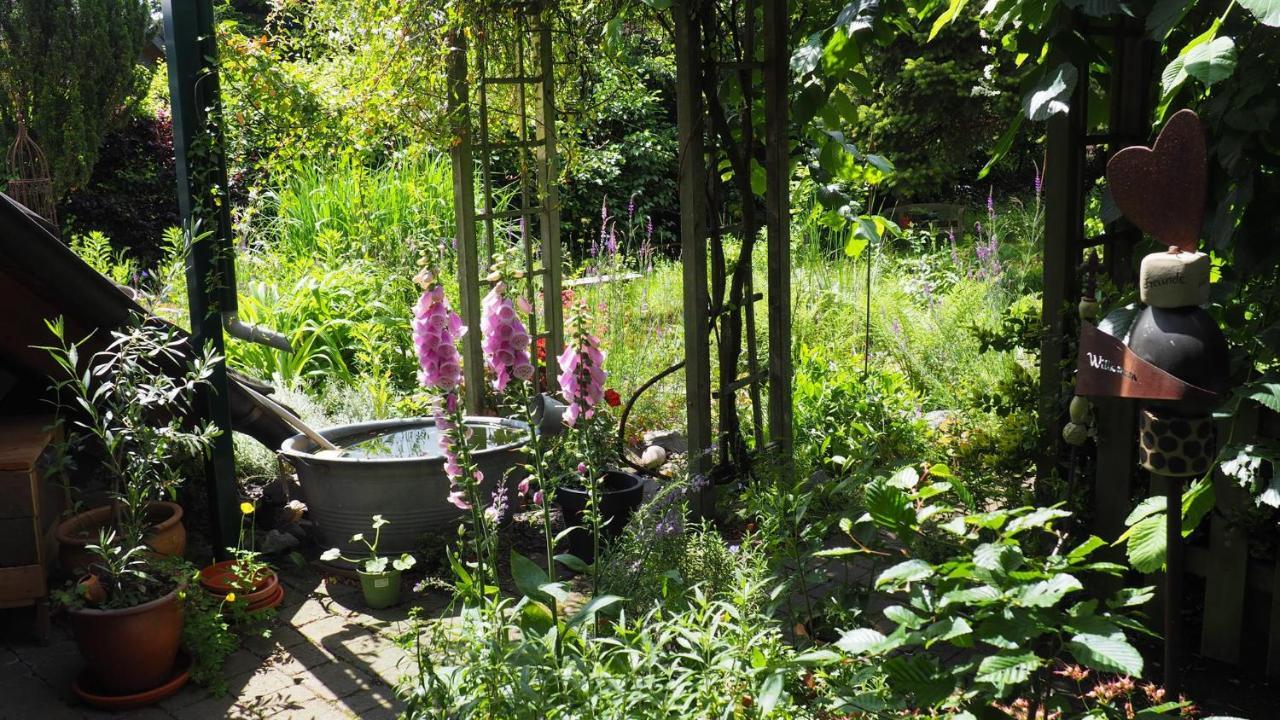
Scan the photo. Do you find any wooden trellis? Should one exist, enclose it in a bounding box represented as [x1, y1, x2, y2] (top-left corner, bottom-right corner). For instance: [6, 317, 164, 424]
[448, 4, 564, 413]
[674, 0, 792, 515]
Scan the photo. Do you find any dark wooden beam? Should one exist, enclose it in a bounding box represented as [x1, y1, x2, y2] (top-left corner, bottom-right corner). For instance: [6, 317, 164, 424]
[675, 0, 714, 517]
[161, 0, 238, 555]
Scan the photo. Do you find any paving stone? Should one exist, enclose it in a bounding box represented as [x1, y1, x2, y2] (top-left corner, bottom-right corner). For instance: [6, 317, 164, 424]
[165, 695, 237, 720]
[79, 705, 174, 720]
[363, 644, 411, 686]
[279, 637, 335, 670]
[327, 678, 402, 718]
[157, 681, 217, 712]
[229, 681, 329, 720]
[222, 648, 267, 678]
[297, 660, 378, 700]
[241, 624, 309, 658]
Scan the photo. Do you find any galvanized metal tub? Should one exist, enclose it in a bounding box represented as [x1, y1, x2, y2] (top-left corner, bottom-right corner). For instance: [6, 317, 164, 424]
[279, 417, 528, 555]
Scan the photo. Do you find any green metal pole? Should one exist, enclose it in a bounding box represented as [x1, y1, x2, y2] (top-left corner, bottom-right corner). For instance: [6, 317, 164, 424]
[162, 0, 239, 556]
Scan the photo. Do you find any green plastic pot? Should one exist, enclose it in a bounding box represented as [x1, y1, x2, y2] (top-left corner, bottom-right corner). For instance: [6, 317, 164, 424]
[357, 568, 402, 609]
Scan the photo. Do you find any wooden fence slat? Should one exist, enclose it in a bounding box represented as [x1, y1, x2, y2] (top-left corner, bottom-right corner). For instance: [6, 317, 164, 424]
[1199, 475, 1250, 663]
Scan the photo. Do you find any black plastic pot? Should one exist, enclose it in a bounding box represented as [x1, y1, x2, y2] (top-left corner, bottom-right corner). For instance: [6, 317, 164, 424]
[555, 470, 644, 564]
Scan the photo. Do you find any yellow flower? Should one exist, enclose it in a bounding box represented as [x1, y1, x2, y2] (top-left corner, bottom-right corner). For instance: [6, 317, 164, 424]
[240, 502, 255, 515]
[225, 592, 237, 603]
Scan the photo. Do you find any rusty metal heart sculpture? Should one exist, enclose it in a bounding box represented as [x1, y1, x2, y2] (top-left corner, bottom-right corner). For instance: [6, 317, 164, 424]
[1106, 109, 1206, 253]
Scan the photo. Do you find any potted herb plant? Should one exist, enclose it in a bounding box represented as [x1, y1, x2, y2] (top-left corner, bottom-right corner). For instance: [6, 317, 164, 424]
[41, 316, 220, 575]
[321, 515, 417, 609]
[199, 501, 283, 613]
[55, 530, 190, 704]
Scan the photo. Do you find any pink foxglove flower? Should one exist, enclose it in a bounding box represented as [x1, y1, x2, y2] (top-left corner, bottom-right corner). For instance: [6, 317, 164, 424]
[434, 394, 473, 510]
[413, 282, 466, 392]
[480, 281, 534, 392]
[556, 319, 606, 427]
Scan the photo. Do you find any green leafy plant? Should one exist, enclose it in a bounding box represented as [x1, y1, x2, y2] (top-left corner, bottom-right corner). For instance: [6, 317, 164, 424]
[181, 578, 240, 695]
[320, 514, 417, 574]
[832, 465, 1157, 718]
[227, 500, 273, 594]
[40, 314, 219, 552]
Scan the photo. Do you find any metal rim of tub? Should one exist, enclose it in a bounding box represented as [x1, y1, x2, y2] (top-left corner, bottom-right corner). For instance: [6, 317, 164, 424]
[278, 416, 530, 463]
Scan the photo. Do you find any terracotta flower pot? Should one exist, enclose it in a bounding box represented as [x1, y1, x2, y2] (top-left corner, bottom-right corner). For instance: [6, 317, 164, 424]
[69, 589, 184, 696]
[55, 501, 186, 575]
[199, 560, 284, 612]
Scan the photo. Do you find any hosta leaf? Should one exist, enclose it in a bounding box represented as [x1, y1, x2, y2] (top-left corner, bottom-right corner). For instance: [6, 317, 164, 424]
[864, 478, 915, 534]
[876, 559, 934, 588]
[1124, 496, 1166, 526]
[1024, 63, 1077, 122]
[1183, 36, 1236, 87]
[837, 627, 888, 654]
[976, 613, 1044, 649]
[941, 585, 1001, 607]
[974, 542, 1024, 576]
[1067, 535, 1107, 562]
[568, 594, 622, 627]
[1067, 633, 1144, 676]
[1123, 514, 1166, 574]
[883, 604, 925, 629]
[923, 616, 972, 646]
[1016, 573, 1082, 608]
[1239, 0, 1280, 26]
[975, 652, 1041, 694]
[1006, 507, 1071, 535]
[1108, 586, 1156, 609]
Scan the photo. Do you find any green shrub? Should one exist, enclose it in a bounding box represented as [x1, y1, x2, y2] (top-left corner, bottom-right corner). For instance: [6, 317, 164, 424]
[0, 0, 150, 197]
[828, 465, 1178, 718]
[792, 343, 928, 477]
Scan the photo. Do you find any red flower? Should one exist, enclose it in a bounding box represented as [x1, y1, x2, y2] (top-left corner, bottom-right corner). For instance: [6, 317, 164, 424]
[561, 288, 576, 307]
[535, 337, 546, 362]
[604, 388, 621, 407]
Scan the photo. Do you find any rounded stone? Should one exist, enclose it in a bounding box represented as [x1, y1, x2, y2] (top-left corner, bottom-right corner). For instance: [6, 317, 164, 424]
[1139, 250, 1210, 308]
[1167, 456, 1188, 475]
[1171, 420, 1191, 438]
[1150, 452, 1167, 470]
[1158, 435, 1179, 453]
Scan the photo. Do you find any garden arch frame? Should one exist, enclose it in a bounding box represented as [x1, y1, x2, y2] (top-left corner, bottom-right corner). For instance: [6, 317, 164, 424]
[161, 0, 796, 534]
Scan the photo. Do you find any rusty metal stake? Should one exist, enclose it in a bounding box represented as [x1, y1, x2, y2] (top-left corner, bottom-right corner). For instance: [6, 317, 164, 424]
[1163, 474, 1183, 696]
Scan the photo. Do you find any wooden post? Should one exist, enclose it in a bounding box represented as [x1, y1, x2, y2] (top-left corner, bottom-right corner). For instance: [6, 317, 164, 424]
[448, 30, 485, 414]
[1036, 48, 1086, 502]
[674, 0, 714, 516]
[161, 0, 239, 555]
[536, 15, 564, 390]
[763, 0, 792, 455]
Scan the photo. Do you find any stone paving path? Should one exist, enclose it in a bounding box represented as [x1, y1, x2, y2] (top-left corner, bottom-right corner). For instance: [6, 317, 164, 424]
[1, 563, 442, 720]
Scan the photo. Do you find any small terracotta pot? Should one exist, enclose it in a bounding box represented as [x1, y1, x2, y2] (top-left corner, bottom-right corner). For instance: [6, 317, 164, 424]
[69, 589, 184, 696]
[199, 560, 284, 612]
[77, 574, 107, 606]
[56, 502, 186, 575]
